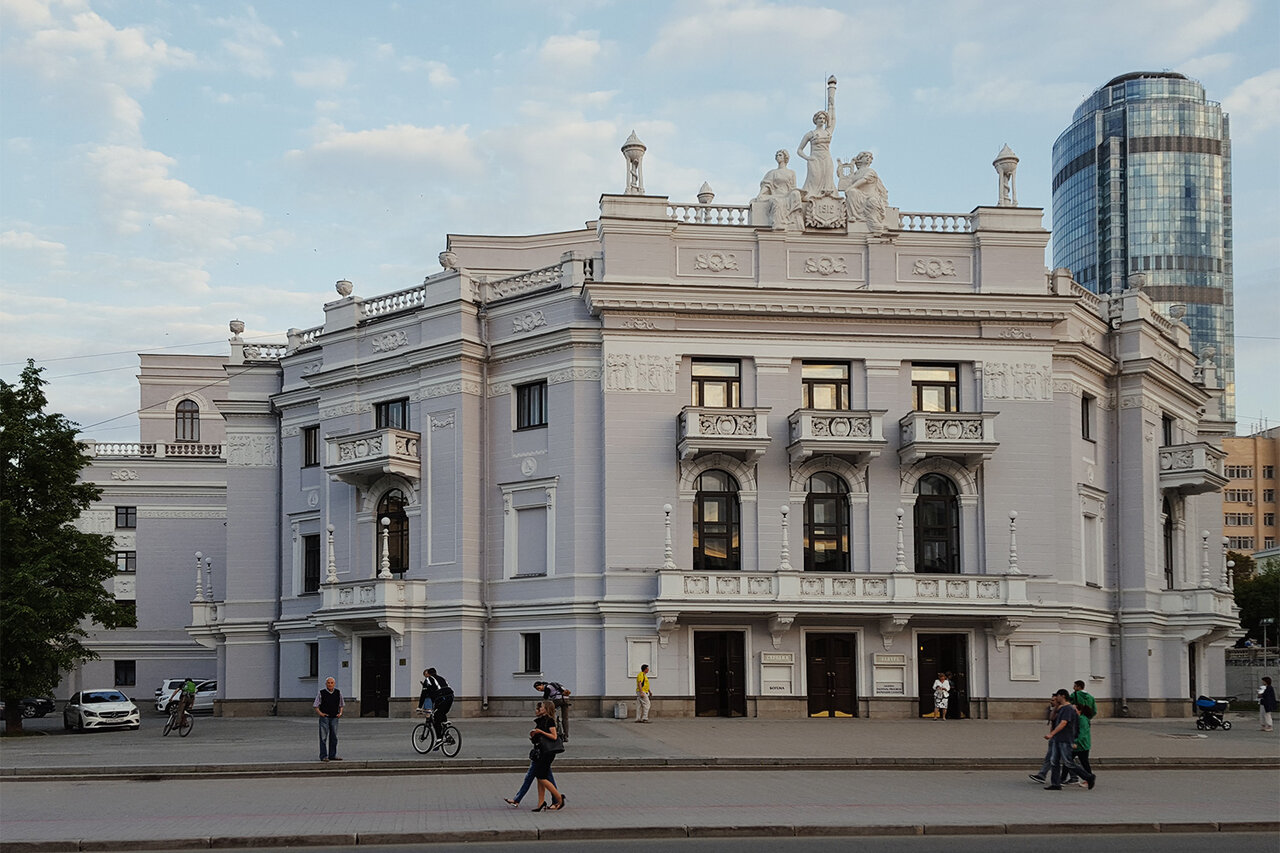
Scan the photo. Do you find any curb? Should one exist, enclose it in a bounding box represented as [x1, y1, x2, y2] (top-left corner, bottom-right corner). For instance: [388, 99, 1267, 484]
[5, 820, 1277, 851]
[3, 755, 1277, 782]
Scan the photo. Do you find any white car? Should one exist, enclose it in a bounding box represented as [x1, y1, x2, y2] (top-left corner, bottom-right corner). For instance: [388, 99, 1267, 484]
[158, 679, 217, 714]
[63, 690, 141, 732]
[154, 678, 186, 709]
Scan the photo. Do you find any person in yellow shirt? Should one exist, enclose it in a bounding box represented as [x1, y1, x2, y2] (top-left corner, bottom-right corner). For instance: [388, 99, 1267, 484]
[635, 664, 652, 723]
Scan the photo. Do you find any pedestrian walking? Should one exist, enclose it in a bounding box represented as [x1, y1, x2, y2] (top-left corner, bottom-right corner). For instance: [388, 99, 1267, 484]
[505, 700, 564, 810]
[1258, 676, 1276, 732]
[635, 664, 652, 723]
[1070, 679, 1098, 719]
[931, 672, 951, 721]
[313, 676, 343, 762]
[1065, 700, 1093, 786]
[1043, 688, 1095, 791]
[533, 680, 572, 742]
[1028, 694, 1058, 783]
[528, 700, 566, 811]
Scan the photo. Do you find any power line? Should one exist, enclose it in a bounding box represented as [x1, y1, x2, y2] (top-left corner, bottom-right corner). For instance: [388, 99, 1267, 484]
[1, 333, 283, 368]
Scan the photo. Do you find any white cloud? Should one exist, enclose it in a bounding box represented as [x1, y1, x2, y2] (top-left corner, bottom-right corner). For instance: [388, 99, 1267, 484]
[290, 122, 482, 171]
[0, 228, 66, 253]
[211, 7, 282, 79]
[1161, 0, 1252, 58]
[82, 145, 267, 257]
[649, 1, 852, 63]
[539, 32, 602, 69]
[1223, 69, 1280, 138]
[291, 57, 353, 90]
[1178, 53, 1237, 78]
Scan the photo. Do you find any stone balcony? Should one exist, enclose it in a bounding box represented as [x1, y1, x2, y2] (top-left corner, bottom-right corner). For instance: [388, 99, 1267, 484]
[897, 411, 998, 466]
[787, 409, 887, 465]
[1158, 442, 1228, 495]
[311, 577, 431, 646]
[677, 406, 772, 461]
[325, 428, 421, 488]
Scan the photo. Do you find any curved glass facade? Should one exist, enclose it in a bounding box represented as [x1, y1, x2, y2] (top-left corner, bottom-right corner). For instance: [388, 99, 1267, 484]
[1051, 72, 1234, 420]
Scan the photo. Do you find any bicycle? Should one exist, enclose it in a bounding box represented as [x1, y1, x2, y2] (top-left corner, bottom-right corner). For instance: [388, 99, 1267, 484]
[410, 709, 462, 757]
[162, 701, 193, 738]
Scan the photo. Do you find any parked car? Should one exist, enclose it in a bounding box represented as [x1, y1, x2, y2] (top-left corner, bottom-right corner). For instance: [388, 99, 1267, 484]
[159, 680, 217, 714]
[19, 697, 56, 718]
[154, 678, 186, 709]
[63, 690, 141, 732]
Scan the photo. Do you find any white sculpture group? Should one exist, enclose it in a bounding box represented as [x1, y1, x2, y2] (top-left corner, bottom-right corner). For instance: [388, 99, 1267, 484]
[753, 76, 890, 233]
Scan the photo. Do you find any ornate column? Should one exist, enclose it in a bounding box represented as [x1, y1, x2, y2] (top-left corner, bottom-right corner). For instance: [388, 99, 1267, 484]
[662, 504, 677, 571]
[378, 517, 393, 579]
[893, 508, 908, 572]
[194, 551, 205, 601]
[1199, 530, 1212, 588]
[1008, 510, 1021, 574]
[779, 505, 794, 572]
[325, 524, 338, 584]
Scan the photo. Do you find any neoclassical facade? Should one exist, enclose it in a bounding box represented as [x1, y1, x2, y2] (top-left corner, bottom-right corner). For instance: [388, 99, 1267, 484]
[74, 97, 1238, 719]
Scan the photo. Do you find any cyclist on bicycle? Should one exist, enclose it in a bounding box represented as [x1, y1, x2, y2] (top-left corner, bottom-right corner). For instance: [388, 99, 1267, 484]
[169, 677, 197, 723]
[421, 668, 454, 739]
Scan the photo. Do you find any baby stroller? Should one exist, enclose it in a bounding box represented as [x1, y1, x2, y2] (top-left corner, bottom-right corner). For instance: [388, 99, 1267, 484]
[1194, 695, 1233, 730]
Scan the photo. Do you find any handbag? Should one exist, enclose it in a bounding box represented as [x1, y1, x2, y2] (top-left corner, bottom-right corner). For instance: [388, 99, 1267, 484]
[539, 734, 565, 755]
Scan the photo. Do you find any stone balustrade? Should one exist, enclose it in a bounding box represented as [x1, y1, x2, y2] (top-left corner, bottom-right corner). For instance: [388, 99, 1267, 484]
[486, 263, 564, 302]
[677, 406, 772, 461]
[361, 284, 427, 319]
[898, 411, 998, 464]
[242, 343, 287, 361]
[898, 212, 973, 233]
[667, 203, 752, 225]
[656, 570, 1029, 609]
[1158, 441, 1228, 495]
[85, 441, 224, 459]
[787, 409, 886, 464]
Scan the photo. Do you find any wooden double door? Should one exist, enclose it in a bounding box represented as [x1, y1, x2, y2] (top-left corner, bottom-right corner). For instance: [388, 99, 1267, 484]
[806, 633, 858, 717]
[916, 633, 969, 719]
[694, 631, 746, 717]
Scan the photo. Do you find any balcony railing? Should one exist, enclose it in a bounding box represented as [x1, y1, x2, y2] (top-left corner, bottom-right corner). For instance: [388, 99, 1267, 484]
[325, 428, 421, 487]
[787, 409, 886, 465]
[898, 411, 998, 465]
[1158, 442, 1228, 495]
[656, 570, 1029, 609]
[319, 577, 429, 612]
[677, 406, 772, 461]
[84, 441, 225, 460]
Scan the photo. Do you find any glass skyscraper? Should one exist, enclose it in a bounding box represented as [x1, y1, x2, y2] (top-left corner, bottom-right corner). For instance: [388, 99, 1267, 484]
[1052, 71, 1233, 420]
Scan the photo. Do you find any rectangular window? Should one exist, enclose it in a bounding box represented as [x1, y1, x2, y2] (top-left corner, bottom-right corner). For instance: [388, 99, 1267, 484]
[801, 362, 849, 411]
[115, 506, 137, 529]
[1225, 465, 1254, 479]
[515, 381, 548, 430]
[1266, 537, 1276, 550]
[1264, 513, 1275, 527]
[1264, 489, 1276, 503]
[1161, 414, 1174, 447]
[115, 600, 137, 628]
[1089, 637, 1106, 680]
[302, 534, 321, 594]
[517, 506, 549, 576]
[115, 551, 136, 573]
[302, 426, 320, 467]
[1224, 513, 1254, 527]
[1081, 395, 1095, 441]
[522, 633, 541, 674]
[1082, 512, 1102, 586]
[307, 643, 319, 678]
[113, 660, 136, 687]
[1224, 489, 1255, 503]
[1228, 536, 1255, 550]
[1264, 466, 1276, 479]
[691, 359, 741, 408]
[375, 398, 410, 430]
[911, 364, 959, 412]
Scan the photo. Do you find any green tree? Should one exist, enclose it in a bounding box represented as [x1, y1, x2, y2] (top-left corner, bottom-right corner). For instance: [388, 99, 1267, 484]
[1233, 558, 1280, 646]
[1, 361, 127, 733]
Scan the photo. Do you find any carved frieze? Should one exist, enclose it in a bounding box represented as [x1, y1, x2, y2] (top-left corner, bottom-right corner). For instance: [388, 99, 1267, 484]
[321, 401, 371, 419]
[997, 327, 1031, 339]
[548, 367, 601, 385]
[804, 256, 847, 276]
[982, 362, 1052, 401]
[370, 330, 409, 353]
[694, 251, 739, 273]
[513, 311, 546, 333]
[111, 469, 139, 480]
[605, 353, 678, 393]
[716, 576, 741, 596]
[138, 509, 226, 519]
[699, 412, 758, 436]
[862, 578, 887, 597]
[684, 576, 710, 595]
[300, 361, 324, 377]
[748, 576, 772, 595]
[416, 380, 482, 401]
[227, 434, 279, 468]
[431, 414, 455, 431]
[620, 317, 658, 330]
[912, 257, 957, 279]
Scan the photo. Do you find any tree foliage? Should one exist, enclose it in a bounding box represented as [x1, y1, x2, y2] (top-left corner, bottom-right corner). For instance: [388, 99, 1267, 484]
[1, 361, 127, 732]
[1233, 558, 1280, 645]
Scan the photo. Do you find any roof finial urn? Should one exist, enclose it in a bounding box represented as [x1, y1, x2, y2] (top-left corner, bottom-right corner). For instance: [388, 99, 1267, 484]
[994, 144, 1019, 207]
[622, 130, 646, 195]
[229, 319, 245, 341]
[335, 279, 354, 297]
[697, 182, 715, 204]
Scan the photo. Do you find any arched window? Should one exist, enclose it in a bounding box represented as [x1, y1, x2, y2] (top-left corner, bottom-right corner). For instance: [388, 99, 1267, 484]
[914, 473, 959, 573]
[693, 469, 740, 571]
[1162, 497, 1175, 590]
[377, 490, 409, 575]
[804, 472, 849, 572]
[175, 399, 200, 442]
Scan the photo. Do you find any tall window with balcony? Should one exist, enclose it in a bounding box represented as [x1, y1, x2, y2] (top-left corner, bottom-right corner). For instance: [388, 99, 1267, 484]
[692, 360, 741, 407]
[377, 490, 409, 575]
[302, 534, 321, 593]
[375, 398, 410, 430]
[515, 381, 548, 430]
[693, 469, 740, 571]
[804, 472, 849, 572]
[911, 364, 959, 412]
[175, 399, 199, 442]
[802, 362, 849, 410]
[914, 473, 959, 573]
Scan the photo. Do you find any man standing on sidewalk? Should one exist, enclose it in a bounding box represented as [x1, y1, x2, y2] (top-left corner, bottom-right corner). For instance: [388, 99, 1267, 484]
[533, 680, 572, 742]
[1043, 689, 1094, 790]
[635, 664, 652, 723]
[314, 677, 344, 762]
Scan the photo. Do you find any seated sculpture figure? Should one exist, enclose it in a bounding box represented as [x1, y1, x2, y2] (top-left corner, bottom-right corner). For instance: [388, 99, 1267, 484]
[838, 151, 889, 232]
[754, 149, 804, 231]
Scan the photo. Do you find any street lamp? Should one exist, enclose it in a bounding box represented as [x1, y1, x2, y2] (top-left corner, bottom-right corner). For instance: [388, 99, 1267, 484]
[1261, 617, 1276, 652]
[378, 516, 393, 579]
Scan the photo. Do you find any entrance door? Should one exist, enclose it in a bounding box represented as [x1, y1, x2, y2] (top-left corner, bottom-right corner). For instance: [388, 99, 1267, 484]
[360, 635, 391, 717]
[694, 631, 746, 717]
[916, 633, 969, 719]
[806, 633, 857, 717]
[1188, 641, 1198, 699]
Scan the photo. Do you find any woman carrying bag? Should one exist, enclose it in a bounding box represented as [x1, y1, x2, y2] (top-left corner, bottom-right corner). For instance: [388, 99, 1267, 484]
[508, 701, 566, 811]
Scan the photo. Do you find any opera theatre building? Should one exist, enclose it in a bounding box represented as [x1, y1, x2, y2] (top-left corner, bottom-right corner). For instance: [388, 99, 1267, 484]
[76, 102, 1238, 721]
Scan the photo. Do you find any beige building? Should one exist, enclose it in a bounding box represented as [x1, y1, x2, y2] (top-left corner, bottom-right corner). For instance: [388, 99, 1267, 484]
[1221, 426, 1280, 555]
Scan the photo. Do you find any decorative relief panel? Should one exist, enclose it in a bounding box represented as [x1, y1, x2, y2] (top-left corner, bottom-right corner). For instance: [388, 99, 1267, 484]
[788, 250, 863, 282]
[805, 256, 847, 276]
[139, 509, 226, 519]
[912, 257, 957, 279]
[897, 253, 972, 284]
[114, 575, 136, 599]
[605, 353, 679, 393]
[695, 251, 738, 272]
[513, 311, 546, 333]
[321, 401, 372, 419]
[748, 577, 772, 595]
[917, 579, 939, 598]
[982, 362, 1053, 401]
[832, 577, 855, 596]
[699, 412, 758, 435]
[227, 434, 279, 468]
[416, 380, 483, 401]
[684, 576, 710, 595]
[620, 317, 658, 329]
[300, 361, 324, 377]
[945, 580, 969, 598]
[76, 511, 114, 535]
[281, 425, 302, 437]
[370, 330, 409, 353]
[677, 247, 753, 278]
[809, 415, 872, 438]
[111, 469, 139, 480]
[716, 576, 741, 596]
[431, 414, 455, 431]
[548, 367, 601, 385]
[800, 577, 825, 596]
[977, 581, 1000, 599]
[996, 327, 1032, 339]
[862, 578, 888, 597]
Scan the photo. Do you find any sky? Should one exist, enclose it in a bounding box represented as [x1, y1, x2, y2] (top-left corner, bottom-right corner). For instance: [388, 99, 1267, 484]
[2, 0, 1277, 438]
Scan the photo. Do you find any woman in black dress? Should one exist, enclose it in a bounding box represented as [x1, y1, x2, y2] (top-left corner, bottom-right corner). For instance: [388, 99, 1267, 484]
[529, 701, 566, 811]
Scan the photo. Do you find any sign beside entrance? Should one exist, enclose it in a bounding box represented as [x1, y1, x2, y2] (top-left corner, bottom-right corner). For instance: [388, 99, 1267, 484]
[874, 682, 905, 695]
